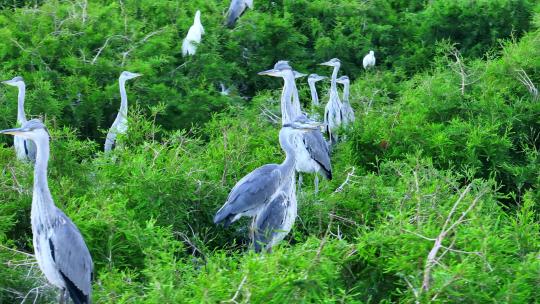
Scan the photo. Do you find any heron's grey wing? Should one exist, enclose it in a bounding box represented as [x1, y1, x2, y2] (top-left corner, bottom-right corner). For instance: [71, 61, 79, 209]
[226, 0, 246, 27]
[254, 193, 286, 252]
[49, 212, 93, 303]
[303, 130, 332, 179]
[214, 164, 281, 225]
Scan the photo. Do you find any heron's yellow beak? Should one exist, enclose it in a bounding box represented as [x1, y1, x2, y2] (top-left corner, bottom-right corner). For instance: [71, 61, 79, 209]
[0, 127, 25, 136]
[258, 69, 280, 77]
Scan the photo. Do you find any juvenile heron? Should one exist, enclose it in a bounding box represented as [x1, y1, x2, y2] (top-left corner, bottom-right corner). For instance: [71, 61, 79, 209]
[363, 50, 376, 70]
[2, 76, 36, 162]
[307, 74, 327, 107]
[320, 58, 344, 145]
[259, 62, 332, 193]
[1, 119, 93, 304]
[253, 118, 321, 252]
[226, 0, 253, 28]
[213, 120, 302, 226]
[182, 10, 204, 56]
[104, 71, 141, 152]
[336, 76, 355, 124]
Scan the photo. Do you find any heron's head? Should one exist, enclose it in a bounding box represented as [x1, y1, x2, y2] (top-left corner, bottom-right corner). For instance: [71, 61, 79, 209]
[320, 58, 341, 68]
[2, 76, 25, 88]
[336, 76, 350, 85]
[285, 114, 322, 132]
[258, 60, 293, 77]
[119, 71, 142, 81]
[0, 119, 49, 141]
[308, 74, 327, 83]
[369, 50, 374, 55]
[194, 10, 202, 23]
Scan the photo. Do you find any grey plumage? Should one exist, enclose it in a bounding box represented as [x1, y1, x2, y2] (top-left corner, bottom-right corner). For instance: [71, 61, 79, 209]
[0, 119, 93, 304]
[226, 0, 253, 28]
[320, 58, 344, 145]
[259, 62, 332, 192]
[2, 76, 36, 162]
[337, 75, 355, 124]
[214, 164, 282, 226]
[104, 71, 141, 152]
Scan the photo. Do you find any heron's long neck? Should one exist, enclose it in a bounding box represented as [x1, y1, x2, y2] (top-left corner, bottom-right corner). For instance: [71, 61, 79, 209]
[330, 65, 340, 99]
[284, 72, 301, 121]
[32, 136, 55, 226]
[342, 83, 350, 103]
[17, 84, 26, 124]
[279, 131, 297, 176]
[308, 81, 319, 106]
[119, 79, 128, 118]
[281, 77, 294, 125]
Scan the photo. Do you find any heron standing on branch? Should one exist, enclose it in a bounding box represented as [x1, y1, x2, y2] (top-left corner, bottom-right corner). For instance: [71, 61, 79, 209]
[1, 119, 93, 304]
[104, 71, 141, 152]
[226, 0, 253, 28]
[182, 10, 204, 56]
[2, 76, 36, 162]
[320, 58, 343, 145]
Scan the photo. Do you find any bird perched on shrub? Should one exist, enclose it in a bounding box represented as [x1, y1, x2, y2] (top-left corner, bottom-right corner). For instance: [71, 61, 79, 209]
[0, 119, 93, 304]
[363, 50, 376, 69]
[182, 10, 204, 56]
[2, 76, 36, 162]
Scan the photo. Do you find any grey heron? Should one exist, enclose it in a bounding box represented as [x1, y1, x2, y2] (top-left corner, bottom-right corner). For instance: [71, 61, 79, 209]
[320, 58, 343, 145]
[336, 76, 355, 124]
[104, 71, 141, 152]
[307, 74, 327, 107]
[226, 0, 253, 28]
[182, 10, 204, 56]
[253, 117, 322, 252]
[363, 50, 376, 70]
[2, 76, 36, 162]
[259, 62, 332, 193]
[0, 119, 93, 304]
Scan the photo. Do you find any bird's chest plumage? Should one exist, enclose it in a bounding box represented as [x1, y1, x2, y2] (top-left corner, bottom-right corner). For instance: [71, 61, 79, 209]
[294, 139, 318, 173]
[32, 222, 64, 289]
[31, 201, 66, 289]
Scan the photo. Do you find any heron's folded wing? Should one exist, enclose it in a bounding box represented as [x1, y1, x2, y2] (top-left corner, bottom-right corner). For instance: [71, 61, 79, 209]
[254, 193, 287, 251]
[50, 212, 93, 297]
[303, 130, 332, 179]
[215, 164, 281, 222]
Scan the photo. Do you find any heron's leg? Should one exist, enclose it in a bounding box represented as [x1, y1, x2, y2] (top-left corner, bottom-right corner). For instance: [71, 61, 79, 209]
[249, 217, 256, 250]
[58, 288, 66, 304]
[298, 173, 303, 192]
[314, 174, 319, 195]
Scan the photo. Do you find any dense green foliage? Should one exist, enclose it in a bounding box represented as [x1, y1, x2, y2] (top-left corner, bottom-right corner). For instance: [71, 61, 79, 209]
[1, 0, 539, 303]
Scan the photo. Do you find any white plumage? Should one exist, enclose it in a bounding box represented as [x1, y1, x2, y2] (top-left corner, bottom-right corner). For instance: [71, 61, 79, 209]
[182, 10, 204, 57]
[363, 50, 376, 69]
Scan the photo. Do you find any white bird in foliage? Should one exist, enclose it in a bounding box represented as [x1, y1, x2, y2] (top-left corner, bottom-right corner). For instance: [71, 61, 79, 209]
[2, 76, 36, 162]
[1, 119, 93, 304]
[182, 10, 205, 57]
[363, 50, 376, 70]
[336, 76, 355, 125]
[104, 71, 141, 152]
[226, 0, 253, 28]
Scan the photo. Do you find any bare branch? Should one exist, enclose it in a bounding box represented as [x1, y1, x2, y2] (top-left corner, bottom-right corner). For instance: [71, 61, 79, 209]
[222, 275, 248, 304]
[515, 68, 538, 101]
[334, 167, 356, 193]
